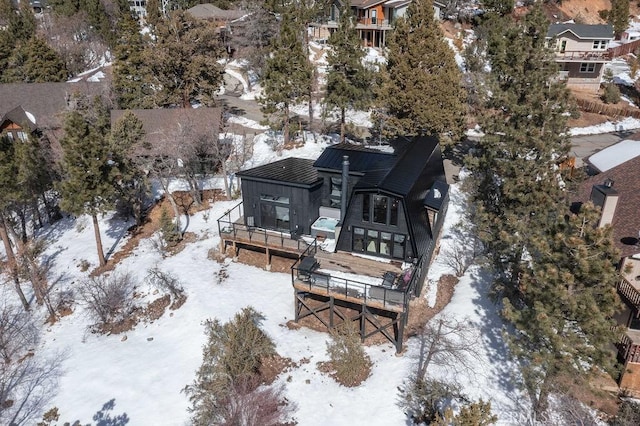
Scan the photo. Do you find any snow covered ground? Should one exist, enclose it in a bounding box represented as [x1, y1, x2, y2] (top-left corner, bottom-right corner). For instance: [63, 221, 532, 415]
[0, 136, 530, 425]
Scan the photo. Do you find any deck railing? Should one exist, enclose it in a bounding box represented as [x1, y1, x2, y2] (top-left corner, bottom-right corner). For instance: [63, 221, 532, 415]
[217, 201, 313, 252]
[553, 50, 611, 61]
[291, 254, 423, 312]
[618, 277, 640, 309]
[619, 332, 640, 364]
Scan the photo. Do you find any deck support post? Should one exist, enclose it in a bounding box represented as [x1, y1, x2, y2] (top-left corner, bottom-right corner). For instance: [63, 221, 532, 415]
[360, 303, 366, 343]
[329, 296, 334, 327]
[265, 247, 271, 271]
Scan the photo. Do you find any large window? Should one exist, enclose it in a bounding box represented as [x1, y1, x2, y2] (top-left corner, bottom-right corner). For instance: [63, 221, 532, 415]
[259, 194, 290, 231]
[593, 40, 607, 50]
[580, 63, 595, 73]
[363, 194, 399, 226]
[353, 227, 406, 259]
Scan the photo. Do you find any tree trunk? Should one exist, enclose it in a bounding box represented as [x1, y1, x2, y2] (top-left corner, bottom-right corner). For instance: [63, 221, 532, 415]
[533, 372, 554, 420]
[160, 178, 182, 235]
[187, 175, 202, 207]
[283, 103, 290, 146]
[91, 213, 107, 267]
[221, 160, 231, 201]
[6, 223, 45, 306]
[418, 318, 443, 381]
[0, 217, 29, 310]
[340, 107, 346, 143]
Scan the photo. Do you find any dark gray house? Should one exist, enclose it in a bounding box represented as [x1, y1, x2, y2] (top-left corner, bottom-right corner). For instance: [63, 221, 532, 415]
[223, 136, 449, 352]
[236, 136, 448, 266]
[236, 158, 324, 236]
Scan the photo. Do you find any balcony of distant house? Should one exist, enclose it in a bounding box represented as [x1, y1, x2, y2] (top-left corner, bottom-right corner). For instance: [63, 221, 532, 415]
[553, 50, 611, 62]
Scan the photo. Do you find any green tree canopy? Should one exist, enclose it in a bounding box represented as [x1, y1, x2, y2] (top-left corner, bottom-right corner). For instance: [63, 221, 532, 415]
[377, 0, 465, 144]
[146, 11, 225, 108]
[259, 8, 312, 145]
[324, 5, 374, 142]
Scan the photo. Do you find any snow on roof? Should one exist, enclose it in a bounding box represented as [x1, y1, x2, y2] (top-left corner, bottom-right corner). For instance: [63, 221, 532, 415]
[588, 139, 640, 172]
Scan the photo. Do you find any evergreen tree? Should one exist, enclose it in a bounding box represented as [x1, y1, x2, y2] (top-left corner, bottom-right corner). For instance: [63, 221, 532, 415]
[465, 5, 620, 417]
[3, 37, 68, 83]
[609, 0, 629, 38]
[146, 11, 225, 108]
[466, 4, 572, 295]
[324, 5, 373, 142]
[503, 202, 621, 415]
[112, 11, 154, 108]
[481, 0, 513, 17]
[57, 103, 115, 267]
[259, 8, 312, 145]
[145, 0, 163, 28]
[377, 0, 465, 144]
[109, 112, 149, 225]
[185, 307, 277, 425]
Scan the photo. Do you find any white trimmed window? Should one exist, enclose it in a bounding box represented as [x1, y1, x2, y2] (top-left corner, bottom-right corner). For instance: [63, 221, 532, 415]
[593, 40, 608, 50]
[580, 63, 596, 73]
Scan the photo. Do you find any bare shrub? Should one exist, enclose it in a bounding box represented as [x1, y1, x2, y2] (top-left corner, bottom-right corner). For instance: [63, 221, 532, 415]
[0, 304, 62, 426]
[78, 272, 136, 327]
[415, 315, 479, 381]
[325, 321, 372, 387]
[401, 377, 467, 424]
[146, 267, 184, 301]
[214, 379, 295, 426]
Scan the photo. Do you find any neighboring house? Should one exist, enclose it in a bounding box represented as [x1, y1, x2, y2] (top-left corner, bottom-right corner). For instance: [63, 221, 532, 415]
[573, 156, 640, 394]
[186, 3, 246, 23]
[546, 23, 614, 93]
[129, 0, 147, 19]
[312, 0, 443, 48]
[110, 108, 222, 157]
[0, 106, 38, 142]
[218, 137, 449, 352]
[0, 81, 109, 149]
[586, 139, 640, 174]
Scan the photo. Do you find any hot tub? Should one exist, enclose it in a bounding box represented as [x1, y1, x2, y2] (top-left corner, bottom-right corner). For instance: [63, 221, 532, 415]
[311, 216, 339, 239]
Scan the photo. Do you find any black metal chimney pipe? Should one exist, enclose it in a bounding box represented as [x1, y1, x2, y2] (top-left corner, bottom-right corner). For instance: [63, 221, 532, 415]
[341, 155, 349, 221]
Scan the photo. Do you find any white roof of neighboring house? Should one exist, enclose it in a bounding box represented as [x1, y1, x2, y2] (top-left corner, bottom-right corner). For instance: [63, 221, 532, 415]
[588, 139, 640, 172]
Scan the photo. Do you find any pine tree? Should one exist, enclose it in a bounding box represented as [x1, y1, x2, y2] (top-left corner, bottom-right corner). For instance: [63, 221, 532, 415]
[110, 112, 148, 225]
[503, 202, 621, 415]
[57, 105, 114, 267]
[3, 37, 68, 83]
[259, 8, 312, 145]
[466, 4, 573, 294]
[112, 11, 154, 109]
[146, 11, 225, 108]
[324, 5, 374, 142]
[609, 0, 629, 38]
[466, 5, 620, 417]
[377, 0, 465, 144]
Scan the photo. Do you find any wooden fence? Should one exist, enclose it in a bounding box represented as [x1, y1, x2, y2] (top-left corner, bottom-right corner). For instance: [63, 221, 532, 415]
[608, 39, 640, 58]
[575, 97, 640, 119]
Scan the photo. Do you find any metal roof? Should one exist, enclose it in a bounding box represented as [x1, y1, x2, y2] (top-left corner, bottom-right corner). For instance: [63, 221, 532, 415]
[313, 143, 396, 175]
[547, 23, 614, 40]
[424, 180, 449, 211]
[237, 157, 322, 188]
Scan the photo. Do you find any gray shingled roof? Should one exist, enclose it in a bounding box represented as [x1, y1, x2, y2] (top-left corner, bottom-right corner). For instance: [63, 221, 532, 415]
[237, 158, 322, 188]
[547, 23, 614, 40]
[111, 108, 221, 156]
[0, 82, 108, 131]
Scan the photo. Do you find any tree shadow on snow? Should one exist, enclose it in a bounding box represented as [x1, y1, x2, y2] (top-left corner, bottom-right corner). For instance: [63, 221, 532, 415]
[104, 216, 135, 260]
[467, 267, 531, 420]
[91, 399, 129, 426]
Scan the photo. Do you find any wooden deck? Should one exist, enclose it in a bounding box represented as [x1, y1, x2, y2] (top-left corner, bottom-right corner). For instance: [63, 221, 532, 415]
[293, 280, 406, 313]
[313, 249, 405, 280]
[219, 225, 311, 257]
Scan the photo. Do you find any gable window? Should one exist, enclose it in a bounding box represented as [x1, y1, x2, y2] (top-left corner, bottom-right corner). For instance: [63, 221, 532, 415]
[373, 195, 388, 224]
[593, 40, 607, 50]
[579, 63, 595, 73]
[363, 194, 400, 226]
